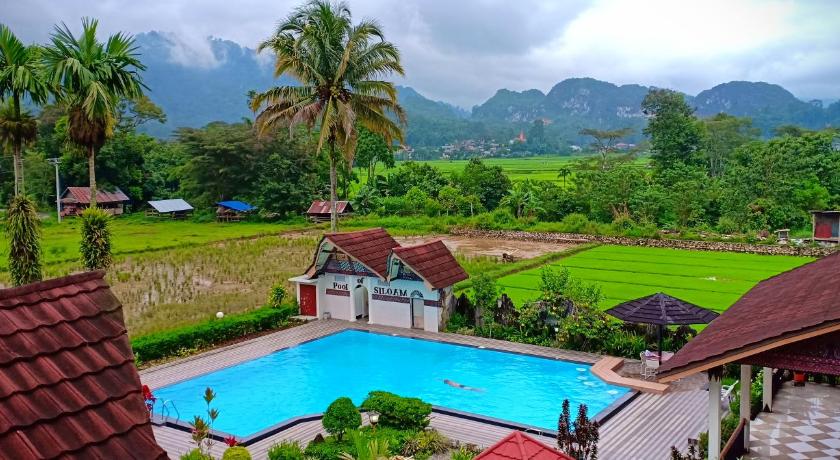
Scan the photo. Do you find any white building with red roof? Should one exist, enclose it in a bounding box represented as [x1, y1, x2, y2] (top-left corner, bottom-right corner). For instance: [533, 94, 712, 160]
[289, 228, 468, 332]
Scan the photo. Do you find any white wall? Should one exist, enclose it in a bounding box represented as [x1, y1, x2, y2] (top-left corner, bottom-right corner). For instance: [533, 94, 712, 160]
[317, 274, 353, 320]
[367, 277, 440, 330]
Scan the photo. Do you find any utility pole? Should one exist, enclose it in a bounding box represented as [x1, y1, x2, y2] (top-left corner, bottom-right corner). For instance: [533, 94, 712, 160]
[47, 158, 61, 223]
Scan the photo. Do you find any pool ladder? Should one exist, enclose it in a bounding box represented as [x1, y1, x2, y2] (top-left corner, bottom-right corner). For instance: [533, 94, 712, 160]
[155, 399, 181, 423]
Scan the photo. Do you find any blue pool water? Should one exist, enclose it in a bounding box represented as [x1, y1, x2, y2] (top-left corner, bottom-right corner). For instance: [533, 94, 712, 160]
[153, 330, 628, 436]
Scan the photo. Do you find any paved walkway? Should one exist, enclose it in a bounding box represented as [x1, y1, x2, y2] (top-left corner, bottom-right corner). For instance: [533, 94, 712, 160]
[747, 382, 840, 459]
[144, 319, 708, 459]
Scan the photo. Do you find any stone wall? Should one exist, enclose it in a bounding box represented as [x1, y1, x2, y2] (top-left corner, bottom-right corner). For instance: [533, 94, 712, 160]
[450, 228, 836, 257]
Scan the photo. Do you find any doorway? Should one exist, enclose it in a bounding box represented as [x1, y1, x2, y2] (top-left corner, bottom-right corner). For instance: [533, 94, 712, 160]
[354, 285, 369, 320]
[299, 284, 317, 316]
[411, 297, 424, 329]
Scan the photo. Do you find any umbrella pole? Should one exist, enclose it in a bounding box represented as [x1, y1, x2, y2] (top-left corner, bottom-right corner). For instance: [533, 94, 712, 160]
[658, 324, 664, 366]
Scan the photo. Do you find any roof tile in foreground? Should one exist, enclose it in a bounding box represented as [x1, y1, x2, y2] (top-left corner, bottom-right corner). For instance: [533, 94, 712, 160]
[392, 239, 469, 289]
[0, 271, 168, 459]
[659, 251, 840, 378]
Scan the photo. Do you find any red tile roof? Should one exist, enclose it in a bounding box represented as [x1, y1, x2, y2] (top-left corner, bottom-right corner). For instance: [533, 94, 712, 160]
[658, 251, 840, 380]
[475, 431, 574, 460]
[392, 240, 469, 289]
[324, 228, 401, 277]
[307, 200, 353, 215]
[0, 271, 168, 460]
[61, 187, 130, 204]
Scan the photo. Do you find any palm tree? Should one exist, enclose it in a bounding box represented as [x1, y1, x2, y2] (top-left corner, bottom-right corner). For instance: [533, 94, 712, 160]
[0, 24, 49, 195]
[252, 0, 405, 232]
[557, 165, 572, 187]
[43, 18, 145, 207]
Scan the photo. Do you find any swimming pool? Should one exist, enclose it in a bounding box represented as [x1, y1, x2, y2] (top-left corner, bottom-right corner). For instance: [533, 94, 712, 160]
[152, 330, 629, 437]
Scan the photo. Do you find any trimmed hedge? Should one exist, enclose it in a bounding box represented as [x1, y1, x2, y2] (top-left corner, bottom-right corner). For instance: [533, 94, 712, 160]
[360, 391, 431, 431]
[132, 305, 297, 364]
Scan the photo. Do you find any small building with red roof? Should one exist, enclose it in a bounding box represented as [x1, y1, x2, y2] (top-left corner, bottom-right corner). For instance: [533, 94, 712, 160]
[306, 200, 354, 222]
[475, 431, 574, 460]
[290, 228, 468, 331]
[0, 271, 168, 459]
[60, 186, 130, 217]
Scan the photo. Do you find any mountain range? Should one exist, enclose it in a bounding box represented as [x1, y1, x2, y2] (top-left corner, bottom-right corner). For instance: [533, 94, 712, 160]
[135, 33, 840, 146]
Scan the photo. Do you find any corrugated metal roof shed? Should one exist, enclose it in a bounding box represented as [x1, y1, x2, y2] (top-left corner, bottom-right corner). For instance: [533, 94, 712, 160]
[61, 187, 130, 204]
[217, 201, 256, 212]
[307, 200, 353, 215]
[148, 199, 194, 213]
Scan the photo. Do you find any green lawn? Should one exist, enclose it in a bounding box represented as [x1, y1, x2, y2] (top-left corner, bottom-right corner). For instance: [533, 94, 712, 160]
[0, 214, 313, 268]
[495, 245, 814, 312]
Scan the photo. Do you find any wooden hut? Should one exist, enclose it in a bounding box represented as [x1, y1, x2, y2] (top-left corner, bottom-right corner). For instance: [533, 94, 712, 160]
[216, 200, 255, 222]
[306, 200, 354, 222]
[811, 210, 840, 244]
[60, 187, 129, 217]
[146, 199, 194, 219]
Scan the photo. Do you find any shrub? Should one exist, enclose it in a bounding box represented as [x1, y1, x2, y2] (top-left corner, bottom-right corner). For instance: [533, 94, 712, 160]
[401, 429, 450, 456]
[268, 284, 288, 308]
[323, 397, 361, 440]
[559, 213, 590, 233]
[304, 436, 350, 460]
[556, 400, 599, 460]
[267, 441, 304, 460]
[451, 445, 482, 460]
[79, 207, 113, 270]
[6, 195, 42, 286]
[222, 446, 252, 460]
[360, 391, 432, 430]
[180, 449, 212, 460]
[132, 305, 296, 364]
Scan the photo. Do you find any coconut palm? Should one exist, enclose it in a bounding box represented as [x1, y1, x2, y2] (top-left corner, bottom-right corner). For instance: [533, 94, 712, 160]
[43, 18, 145, 207]
[0, 24, 49, 195]
[252, 0, 405, 232]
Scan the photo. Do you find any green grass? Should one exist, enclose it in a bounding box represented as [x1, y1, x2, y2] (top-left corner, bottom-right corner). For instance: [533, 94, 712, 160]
[494, 245, 814, 312]
[355, 155, 650, 187]
[0, 213, 313, 268]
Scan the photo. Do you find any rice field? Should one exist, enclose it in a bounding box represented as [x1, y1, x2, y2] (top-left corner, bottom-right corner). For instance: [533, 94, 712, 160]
[495, 245, 814, 312]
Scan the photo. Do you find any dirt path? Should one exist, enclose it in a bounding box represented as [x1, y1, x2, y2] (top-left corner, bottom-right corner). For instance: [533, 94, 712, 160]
[396, 235, 579, 259]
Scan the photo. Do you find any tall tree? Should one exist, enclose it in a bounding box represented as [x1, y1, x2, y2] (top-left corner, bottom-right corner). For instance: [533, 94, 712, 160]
[579, 127, 633, 165]
[43, 18, 145, 207]
[698, 113, 758, 177]
[641, 89, 701, 172]
[0, 24, 49, 195]
[354, 126, 394, 183]
[252, 0, 405, 232]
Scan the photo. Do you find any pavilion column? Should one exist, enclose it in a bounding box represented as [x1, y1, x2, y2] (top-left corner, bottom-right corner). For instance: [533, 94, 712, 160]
[740, 364, 751, 452]
[762, 367, 773, 412]
[708, 367, 722, 460]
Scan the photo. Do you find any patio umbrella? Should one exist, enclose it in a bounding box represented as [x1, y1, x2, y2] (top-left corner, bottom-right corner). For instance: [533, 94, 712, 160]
[605, 292, 719, 365]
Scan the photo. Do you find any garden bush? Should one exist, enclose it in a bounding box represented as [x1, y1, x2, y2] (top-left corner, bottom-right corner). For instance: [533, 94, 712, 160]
[132, 305, 296, 364]
[268, 284, 287, 308]
[322, 397, 361, 440]
[221, 446, 252, 460]
[401, 429, 450, 456]
[304, 435, 352, 460]
[79, 207, 113, 270]
[360, 391, 432, 430]
[180, 449, 212, 460]
[267, 441, 304, 460]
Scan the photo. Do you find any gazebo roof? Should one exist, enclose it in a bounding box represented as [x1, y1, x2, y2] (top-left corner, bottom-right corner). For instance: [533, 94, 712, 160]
[658, 252, 840, 381]
[475, 431, 574, 460]
[605, 292, 719, 326]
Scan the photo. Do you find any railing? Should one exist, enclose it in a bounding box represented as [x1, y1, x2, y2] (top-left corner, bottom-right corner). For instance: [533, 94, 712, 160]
[720, 418, 747, 460]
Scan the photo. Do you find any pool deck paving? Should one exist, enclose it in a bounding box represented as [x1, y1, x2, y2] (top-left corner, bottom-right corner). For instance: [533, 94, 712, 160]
[143, 319, 708, 460]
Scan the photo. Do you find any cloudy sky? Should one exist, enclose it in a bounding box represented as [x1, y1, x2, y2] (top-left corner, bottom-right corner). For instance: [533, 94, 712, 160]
[7, 0, 840, 107]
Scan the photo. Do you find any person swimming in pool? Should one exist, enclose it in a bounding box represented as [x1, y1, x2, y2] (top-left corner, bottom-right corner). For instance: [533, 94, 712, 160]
[443, 379, 484, 392]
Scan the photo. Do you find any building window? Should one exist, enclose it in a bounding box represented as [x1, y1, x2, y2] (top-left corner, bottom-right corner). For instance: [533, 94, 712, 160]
[334, 275, 346, 282]
[377, 279, 390, 287]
